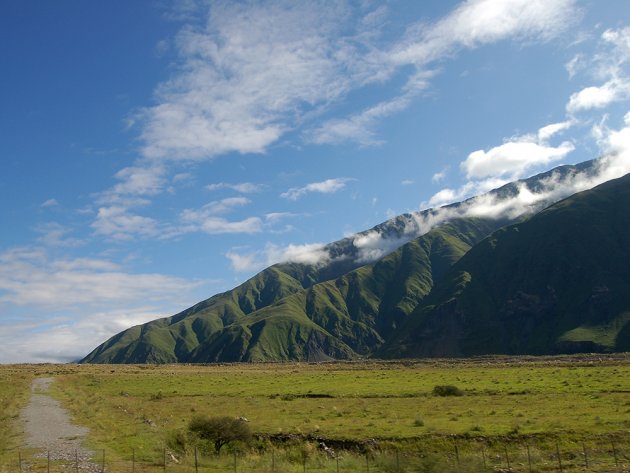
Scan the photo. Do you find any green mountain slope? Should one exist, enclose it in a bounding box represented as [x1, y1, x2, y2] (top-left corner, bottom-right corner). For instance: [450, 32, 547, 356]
[382, 173, 630, 357]
[82, 217, 504, 363]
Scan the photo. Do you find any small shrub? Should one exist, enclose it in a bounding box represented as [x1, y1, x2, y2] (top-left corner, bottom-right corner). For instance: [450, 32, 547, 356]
[432, 385, 464, 397]
[166, 429, 188, 453]
[413, 418, 425, 427]
[188, 415, 252, 454]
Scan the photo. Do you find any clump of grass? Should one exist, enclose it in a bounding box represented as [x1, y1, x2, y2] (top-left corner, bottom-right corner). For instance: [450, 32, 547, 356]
[413, 418, 425, 427]
[432, 385, 464, 397]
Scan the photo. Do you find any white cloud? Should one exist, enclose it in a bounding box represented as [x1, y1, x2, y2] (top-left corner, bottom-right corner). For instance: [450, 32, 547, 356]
[392, 0, 577, 66]
[91, 206, 159, 241]
[136, 0, 579, 157]
[177, 197, 262, 235]
[0, 245, 213, 361]
[41, 198, 59, 208]
[264, 212, 298, 224]
[111, 165, 166, 197]
[226, 242, 329, 272]
[566, 27, 630, 114]
[198, 217, 263, 235]
[0, 248, 199, 309]
[401, 179, 414, 186]
[461, 121, 575, 181]
[565, 53, 585, 79]
[566, 80, 625, 113]
[206, 182, 265, 193]
[0, 307, 183, 364]
[181, 197, 251, 220]
[309, 93, 417, 145]
[431, 168, 449, 183]
[537, 120, 573, 141]
[462, 140, 575, 180]
[35, 222, 84, 248]
[139, 1, 385, 161]
[281, 178, 353, 201]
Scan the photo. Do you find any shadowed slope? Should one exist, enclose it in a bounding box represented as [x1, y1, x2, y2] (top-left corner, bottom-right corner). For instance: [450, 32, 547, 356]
[382, 173, 630, 357]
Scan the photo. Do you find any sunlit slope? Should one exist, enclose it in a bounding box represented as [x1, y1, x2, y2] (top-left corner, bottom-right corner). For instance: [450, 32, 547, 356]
[383, 173, 630, 357]
[82, 218, 502, 362]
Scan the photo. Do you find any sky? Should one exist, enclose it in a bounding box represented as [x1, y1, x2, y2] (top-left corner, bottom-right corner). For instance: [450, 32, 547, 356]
[1, 0, 630, 363]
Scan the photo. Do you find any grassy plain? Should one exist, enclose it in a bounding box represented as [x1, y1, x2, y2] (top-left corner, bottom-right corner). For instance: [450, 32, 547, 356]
[1, 355, 629, 471]
[0, 366, 34, 467]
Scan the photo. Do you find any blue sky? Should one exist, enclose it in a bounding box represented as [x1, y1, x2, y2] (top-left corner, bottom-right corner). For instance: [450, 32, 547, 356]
[1, 0, 630, 363]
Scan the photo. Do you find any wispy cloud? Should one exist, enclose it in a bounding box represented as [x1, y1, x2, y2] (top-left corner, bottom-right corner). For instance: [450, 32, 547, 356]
[91, 206, 160, 241]
[139, 1, 384, 161]
[35, 222, 84, 248]
[205, 182, 265, 193]
[314, 0, 578, 145]
[0, 245, 210, 362]
[308, 92, 420, 146]
[181, 197, 251, 218]
[567, 27, 630, 114]
[41, 198, 59, 208]
[431, 168, 449, 183]
[137, 0, 579, 158]
[281, 178, 354, 201]
[0, 247, 200, 309]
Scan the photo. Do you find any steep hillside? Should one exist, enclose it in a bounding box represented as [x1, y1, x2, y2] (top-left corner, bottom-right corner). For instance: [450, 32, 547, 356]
[82, 159, 617, 363]
[83, 217, 503, 362]
[182, 217, 505, 362]
[382, 173, 630, 357]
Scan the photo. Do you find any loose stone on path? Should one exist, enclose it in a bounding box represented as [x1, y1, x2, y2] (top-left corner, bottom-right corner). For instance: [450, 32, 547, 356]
[20, 377, 96, 468]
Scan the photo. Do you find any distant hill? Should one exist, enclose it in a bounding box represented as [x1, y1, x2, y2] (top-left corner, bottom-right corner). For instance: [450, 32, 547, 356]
[82, 159, 630, 363]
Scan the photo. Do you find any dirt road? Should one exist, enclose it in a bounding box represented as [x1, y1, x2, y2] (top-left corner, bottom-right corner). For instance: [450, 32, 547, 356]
[20, 377, 96, 469]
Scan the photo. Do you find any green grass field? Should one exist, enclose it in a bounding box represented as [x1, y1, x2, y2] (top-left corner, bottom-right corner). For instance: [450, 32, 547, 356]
[2, 355, 629, 472]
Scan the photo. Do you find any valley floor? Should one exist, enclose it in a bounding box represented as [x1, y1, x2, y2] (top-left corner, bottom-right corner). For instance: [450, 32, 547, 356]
[1, 354, 629, 472]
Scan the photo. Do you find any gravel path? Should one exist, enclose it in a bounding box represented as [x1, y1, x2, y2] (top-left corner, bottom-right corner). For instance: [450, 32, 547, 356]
[20, 378, 98, 471]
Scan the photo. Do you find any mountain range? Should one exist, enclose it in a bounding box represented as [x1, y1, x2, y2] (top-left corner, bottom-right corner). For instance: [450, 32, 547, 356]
[81, 158, 630, 363]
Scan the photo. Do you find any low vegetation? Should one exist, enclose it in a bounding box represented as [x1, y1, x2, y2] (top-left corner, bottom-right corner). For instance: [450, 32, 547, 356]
[188, 415, 252, 453]
[1, 356, 629, 471]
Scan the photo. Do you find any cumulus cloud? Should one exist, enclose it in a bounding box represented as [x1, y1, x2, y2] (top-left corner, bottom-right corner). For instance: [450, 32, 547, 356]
[462, 139, 575, 180]
[281, 178, 353, 201]
[460, 121, 575, 180]
[567, 80, 627, 113]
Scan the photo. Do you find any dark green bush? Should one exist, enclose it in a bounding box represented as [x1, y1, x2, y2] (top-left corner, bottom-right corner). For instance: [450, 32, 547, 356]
[432, 385, 464, 397]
